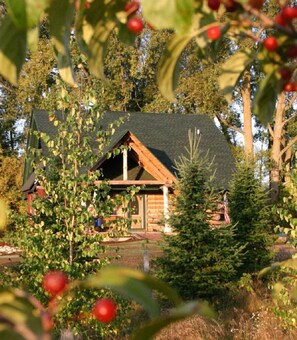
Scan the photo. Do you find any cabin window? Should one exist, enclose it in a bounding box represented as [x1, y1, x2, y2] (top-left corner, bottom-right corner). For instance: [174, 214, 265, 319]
[130, 196, 139, 215]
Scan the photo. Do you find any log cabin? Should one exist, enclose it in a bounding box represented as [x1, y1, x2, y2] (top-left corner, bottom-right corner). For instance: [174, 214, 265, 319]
[22, 110, 235, 232]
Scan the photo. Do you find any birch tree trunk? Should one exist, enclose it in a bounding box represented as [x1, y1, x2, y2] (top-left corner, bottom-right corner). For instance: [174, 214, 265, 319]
[284, 146, 292, 186]
[241, 69, 254, 159]
[270, 92, 285, 202]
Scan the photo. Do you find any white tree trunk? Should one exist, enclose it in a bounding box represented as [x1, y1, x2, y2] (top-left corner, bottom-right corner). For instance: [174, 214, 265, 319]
[241, 69, 254, 159]
[270, 92, 285, 202]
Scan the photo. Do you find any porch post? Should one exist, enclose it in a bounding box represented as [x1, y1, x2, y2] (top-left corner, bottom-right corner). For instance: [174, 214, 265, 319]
[162, 185, 171, 233]
[123, 148, 128, 180]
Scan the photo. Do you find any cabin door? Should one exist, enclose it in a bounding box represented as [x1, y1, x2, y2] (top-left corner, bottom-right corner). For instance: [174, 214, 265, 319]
[130, 194, 145, 229]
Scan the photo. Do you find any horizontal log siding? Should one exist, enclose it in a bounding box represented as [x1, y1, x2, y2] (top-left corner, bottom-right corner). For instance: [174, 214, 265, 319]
[146, 193, 164, 231]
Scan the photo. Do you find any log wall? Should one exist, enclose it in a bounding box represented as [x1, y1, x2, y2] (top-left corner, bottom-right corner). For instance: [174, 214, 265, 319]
[146, 193, 164, 231]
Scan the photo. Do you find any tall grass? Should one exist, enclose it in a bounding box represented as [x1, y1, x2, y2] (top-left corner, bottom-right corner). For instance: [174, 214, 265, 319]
[155, 288, 297, 340]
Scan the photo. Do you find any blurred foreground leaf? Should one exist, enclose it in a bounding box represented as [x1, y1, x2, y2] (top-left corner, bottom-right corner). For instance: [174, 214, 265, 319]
[83, 266, 183, 318]
[218, 49, 253, 103]
[157, 33, 195, 102]
[142, 0, 194, 35]
[0, 288, 45, 339]
[253, 72, 278, 125]
[0, 17, 26, 85]
[48, 0, 76, 86]
[259, 258, 297, 278]
[82, 266, 215, 339]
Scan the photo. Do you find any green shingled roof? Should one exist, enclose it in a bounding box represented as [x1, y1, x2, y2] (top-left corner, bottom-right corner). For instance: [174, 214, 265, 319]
[29, 110, 235, 189]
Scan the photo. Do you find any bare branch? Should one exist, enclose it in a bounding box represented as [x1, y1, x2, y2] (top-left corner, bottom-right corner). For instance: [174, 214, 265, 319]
[242, 4, 297, 38]
[217, 113, 243, 134]
[0, 80, 14, 93]
[280, 135, 297, 159]
[283, 110, 297, 126]
[267, 123, 274, 138]
[285, 92, 297, 110]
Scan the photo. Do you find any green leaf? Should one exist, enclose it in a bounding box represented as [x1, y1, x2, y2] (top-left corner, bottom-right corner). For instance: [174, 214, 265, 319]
[80, 0, 125, 80]
[48, 0, 76, 86]
[0, 17, 27, 85]
[218, 49, 253, 103]
[117, 22, 138, 46]
[5, 0, 26, 29]
[82, 266, 183, 318]
[194, 2, 217, 30]
[194, 5, 217, 50]
[258, 262, 281, 278]
[26, 0, 48, 26]
[87, 20, 116, 80]
[56, 51, 77, 87]
[253, 73, 278, 125]
[131, 301, 215, 340]
[157, 33, 195, 102]
[142, 0, 194, 35]
[259, 258, 297, 279]
[6, 0, 48, 29]
[27, 27, 39, 52]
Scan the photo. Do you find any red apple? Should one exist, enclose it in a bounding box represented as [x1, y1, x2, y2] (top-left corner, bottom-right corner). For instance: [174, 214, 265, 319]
[124, 1, 140, 15]
[282, 82, 296, 92]
[208, 0, 221, 11]
[207, 26, 221, 40]
[287, 45, 297, 58]
[42, 271, 69, 296]
[275, 13, 287, 26]
[264, 36, 278, 52]
[281, 6, 297, 22]
[248, 0, 264, 10]
[127, 17, 144, 34]
[279, 67, 292, 80]
[92, 298, 117, 323]
[84, 1, 91, 9]
[224, 0, 238, 12]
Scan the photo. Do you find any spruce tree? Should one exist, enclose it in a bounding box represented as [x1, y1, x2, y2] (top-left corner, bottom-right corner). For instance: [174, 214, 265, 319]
[228, 160, 274, 275]
[155, 131, 243, 300]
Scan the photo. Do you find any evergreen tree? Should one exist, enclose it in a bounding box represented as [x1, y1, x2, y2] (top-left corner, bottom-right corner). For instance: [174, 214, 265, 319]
[228, 160, 274, 275]
[155, 131, 243, 300]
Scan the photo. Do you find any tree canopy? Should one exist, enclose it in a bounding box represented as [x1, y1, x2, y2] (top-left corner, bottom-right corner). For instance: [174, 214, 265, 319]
[0, 0, 297, 124]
